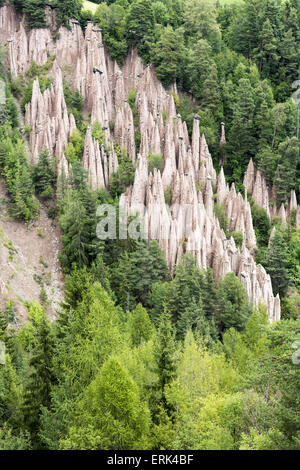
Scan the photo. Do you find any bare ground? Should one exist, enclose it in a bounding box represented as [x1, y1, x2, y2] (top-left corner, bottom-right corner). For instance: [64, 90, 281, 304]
[0, 178, 64, 326]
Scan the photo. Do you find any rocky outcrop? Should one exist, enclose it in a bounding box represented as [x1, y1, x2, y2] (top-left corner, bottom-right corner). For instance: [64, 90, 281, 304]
[0, 3, 21, 38]
[220, 122, 226, 144]
[120, 116, 280, 322]
[243, 159, 270, 217]
[25, 60, 76, 164]
[82, 126, 118, 190]
[0, 4, 281, 321]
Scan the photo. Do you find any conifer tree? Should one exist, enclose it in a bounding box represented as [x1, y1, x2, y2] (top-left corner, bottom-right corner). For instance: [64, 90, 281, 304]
[79, 184, 103, 261]
[167, 254, 205, 323]
[253, 81, 274, 150]
[255, 19, 279, 75]
[216, 272, 252, 333]
[200, 64, 220, 112]
[111, 241, 169, 309]
[0, 353, 23, 430]
[150, 26, 186, 87]
[90, 254, 113, 297]
[0, 311, 8, 343]
[33, 147, 55, 199]
[10, 162, 39, 223]
[23, 308, 55, 448]
[62, 358, 151, 450]
[23, 0, 47, 29]
[186, 39, 213, 99]
[280, 28, 299, 80]
[128, 303, 154, 346]
[126, 0, 155, 59]
[54, 0, 83, 28]
[61, 266, 93, 313]
[202, 268, 218, 322]
[56, 166, 68, 208]
[153, 308, 177, 412]
[266, 227, 291, 297]
[183, 0, 220, 39]
[177, 298, 207, 341]
[59, 194, 89, 270]
[273, 137, 299, 206]
[228, 78, 256, 172]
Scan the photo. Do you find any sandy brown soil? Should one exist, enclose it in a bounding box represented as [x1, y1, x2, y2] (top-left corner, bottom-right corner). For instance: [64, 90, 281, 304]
[0, 178, 64, 326]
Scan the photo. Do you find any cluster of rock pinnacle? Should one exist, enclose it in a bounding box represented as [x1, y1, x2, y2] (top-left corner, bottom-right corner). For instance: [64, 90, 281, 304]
[3, 3, 299, 321]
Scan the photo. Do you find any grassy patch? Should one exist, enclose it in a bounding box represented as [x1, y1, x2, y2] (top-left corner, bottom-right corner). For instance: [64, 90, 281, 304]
[82, 0, 99, 14]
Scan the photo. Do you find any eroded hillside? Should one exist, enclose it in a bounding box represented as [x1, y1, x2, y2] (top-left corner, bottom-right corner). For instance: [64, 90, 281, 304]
[1, 3, 295, 321]
[0, 178, 63, 324]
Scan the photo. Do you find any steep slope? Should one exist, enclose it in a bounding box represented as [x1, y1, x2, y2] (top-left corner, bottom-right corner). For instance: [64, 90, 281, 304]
[0, 4, 280, 321]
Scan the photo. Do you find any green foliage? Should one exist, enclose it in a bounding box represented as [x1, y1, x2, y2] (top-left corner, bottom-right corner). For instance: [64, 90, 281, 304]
[111, 240, 169, 310]
[0, 125, 39, 222]
[281, 290, 300, 320]
[128, 303, 154, 347]
[250, 202, 271, 247]
[148, 151, 163, 174]
[64, 129, 84, 164]
[149, 255, 218, 340]
[40, 284, 126, 448]
[109, 148, 135, 199]
[0, 353, 23, 430]
[33, 147, 55, 198]
[165, 331, 240, 450]
[128, 88, 137, 113]
[274, 137, 300, 207]
[63, 80, 84, 126]
[55, 0, 83, 29]
[183, 0, 220, 40]
[2, 265, 300, 451]
[62, 357, 151, 449]
[216, 272, 253, 333]
[13, 0, 83, 31]
[151, 26, 186, 87]
[0, 43, 8, 81]
[3, 85, 19, 128]
[244, 317, 300, 449]
[227, 78, 256, 170]
[21, 82, 33, 115]
[214, 201, 228, 233]
[265, 226, 291, 297]
[2, 0, 300, 452]
[177, 298, 214, 343]
[59, 182, 101, 272]
[23, 0, 47, 29]
[19, 59, 54, 114]
[0, 426, 31, 450]
[152, 307, 178, 413]
[164, 186, 172, 205]
[126, 88, 141, 150]
[23, 304, 55, 448]
[126, 0, 155, 61]
[151, 1, 170, 25]
[186, 38, 214, 100]
[93, 2, 128, 64]
[91, 120, 104, 144]
[230, 230, 243, 247]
